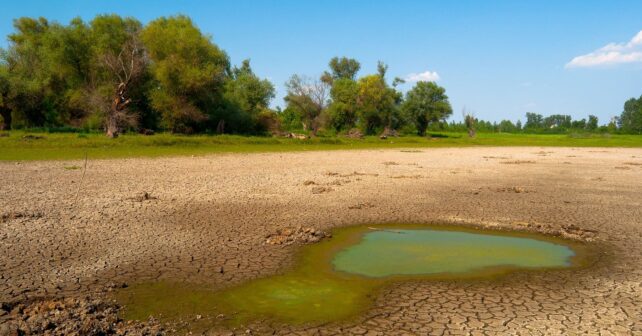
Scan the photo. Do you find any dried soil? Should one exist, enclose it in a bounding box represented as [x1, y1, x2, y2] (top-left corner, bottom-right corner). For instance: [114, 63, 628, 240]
[1, 147, 641, 335]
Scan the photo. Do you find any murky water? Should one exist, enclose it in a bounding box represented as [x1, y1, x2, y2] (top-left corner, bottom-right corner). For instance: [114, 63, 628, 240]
[333, 229, 575, 277]
[114, 225, 585, 328]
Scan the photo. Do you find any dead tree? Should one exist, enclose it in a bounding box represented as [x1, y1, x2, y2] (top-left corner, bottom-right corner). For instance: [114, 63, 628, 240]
[102, 36, 146, 138]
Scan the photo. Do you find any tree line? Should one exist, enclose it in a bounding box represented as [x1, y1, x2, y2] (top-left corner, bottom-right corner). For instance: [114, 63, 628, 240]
[1, 14, 641, 137]
[0, 14, 453, 137]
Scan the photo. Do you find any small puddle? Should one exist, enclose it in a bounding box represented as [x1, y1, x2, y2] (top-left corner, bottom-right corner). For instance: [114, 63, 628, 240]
[113, 225, 589, 329]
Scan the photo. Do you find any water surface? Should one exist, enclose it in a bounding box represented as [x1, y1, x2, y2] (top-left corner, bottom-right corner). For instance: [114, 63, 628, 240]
[114, 225, 585, 328]
[333, 229, 575, 277]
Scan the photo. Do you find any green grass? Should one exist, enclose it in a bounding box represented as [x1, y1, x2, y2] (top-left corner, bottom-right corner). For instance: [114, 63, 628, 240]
[1, 130, 641, 161]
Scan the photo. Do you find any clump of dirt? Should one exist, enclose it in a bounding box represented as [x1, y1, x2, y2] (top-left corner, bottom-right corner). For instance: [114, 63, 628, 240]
[382, 161, 400, 166]
[379, 127, 398, 139]
[302, 180, 316, 186]
[126, 192, 158, 202]
[265, 226, 331, 245]
[521, 222, 598, 241]
[311, 186, 333, 194]
[560, 224, 598, 241]
[0, 297, 164, 336]
[390, 175, 423, 179]
[284, 133, 309, 140]
[327, 179, 351, 186]
[344, 128, 364, 139]
[501, 160, 536, 164]
[348, 202, 375, 210]
[496, 186, 529, 193]
[1, 211, 43, 223]
[623, 162, 642, 166]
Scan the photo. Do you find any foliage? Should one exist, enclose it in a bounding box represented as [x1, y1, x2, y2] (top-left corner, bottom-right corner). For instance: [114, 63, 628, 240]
[321, 57, 360, 84]
[142, 15, 230, 133]
[284, 75, 329, 133]
[401, 81, 452, 136]
[0, 14, 639, 137]
[224, 59, 276, 133]
[355, 75, 397, 134]
[619, 95, 642, 134]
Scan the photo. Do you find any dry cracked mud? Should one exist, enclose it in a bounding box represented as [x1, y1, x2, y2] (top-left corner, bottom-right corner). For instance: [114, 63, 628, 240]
[1, 147, 641, 335]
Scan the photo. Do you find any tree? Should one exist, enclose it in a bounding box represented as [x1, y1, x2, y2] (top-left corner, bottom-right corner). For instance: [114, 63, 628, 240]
[0, 63, 11, 130]
[498, 119, 517, 133]
[326, 78, 358, 131]
[355, 74, 396, 134]
[376, 61, 388, 79]
[401, 81, 452, 136]
[543, 114, 571, 130]
[586, 115, 598, 131]
[3, 17, 66, 127]
[321, 57, 360, 84]
[524, 112, 544, 130]
[619, 95, 642, 134]
[142, 15, 230, 133]
[284, 75, 329, 133]
[224, 59, 275, 133]
[90, 15, 147, 137]
[571, 118, 586, 129]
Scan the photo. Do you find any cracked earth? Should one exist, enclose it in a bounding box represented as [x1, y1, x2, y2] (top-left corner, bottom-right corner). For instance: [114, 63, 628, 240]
[1, 147, 641, 335]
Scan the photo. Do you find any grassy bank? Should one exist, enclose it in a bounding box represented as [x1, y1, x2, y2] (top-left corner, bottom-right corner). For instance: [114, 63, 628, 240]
[1, 131, 641, 161]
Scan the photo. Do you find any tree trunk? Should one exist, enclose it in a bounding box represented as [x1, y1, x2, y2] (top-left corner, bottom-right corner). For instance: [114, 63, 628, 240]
[468, 128, 476, 138]
[106, 82, 130, 138]
[106, 114, 119, 138]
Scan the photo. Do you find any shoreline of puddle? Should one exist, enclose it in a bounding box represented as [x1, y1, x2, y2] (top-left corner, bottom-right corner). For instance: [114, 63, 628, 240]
[111, 223, 595, 330]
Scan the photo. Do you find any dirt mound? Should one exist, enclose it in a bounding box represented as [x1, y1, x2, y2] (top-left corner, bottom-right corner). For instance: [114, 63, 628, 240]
[0, 297, 163, 336]
[265, 226, 331, 245]
[345, 128, 364, 139]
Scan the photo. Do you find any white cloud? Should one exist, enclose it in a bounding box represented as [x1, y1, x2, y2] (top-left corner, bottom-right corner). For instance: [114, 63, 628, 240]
[566, 30, 642, 68]
[405, 70, 440, 82]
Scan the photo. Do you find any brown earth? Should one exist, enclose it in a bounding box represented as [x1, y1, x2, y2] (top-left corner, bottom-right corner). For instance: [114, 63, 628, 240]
[1, 147, 641, 335]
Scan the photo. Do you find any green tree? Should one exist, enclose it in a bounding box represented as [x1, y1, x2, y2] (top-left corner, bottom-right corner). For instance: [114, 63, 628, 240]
[326, 78, 359, 131]
[355, 74, 397, 134]
[321, 57, 360, 84]
[224, 59, 275, 133]
[586, 115, 598, 131]
[401, 81, 452, 136]
[498, 119, 518, 133]
[88, 14, 149, 136]
[0, 63, 11, 130]
[3, 17, 66, 127]
[284, 74, 328, 133]
[543, 114, 571, 130]
[524, 112, 544, 130]
[619, 95, 642, 134]
[571, 118, 586, 129]
[142, 15, 230, 133]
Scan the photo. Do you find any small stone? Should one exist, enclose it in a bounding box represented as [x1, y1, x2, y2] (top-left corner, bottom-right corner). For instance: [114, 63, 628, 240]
[196, 314, 202, 320]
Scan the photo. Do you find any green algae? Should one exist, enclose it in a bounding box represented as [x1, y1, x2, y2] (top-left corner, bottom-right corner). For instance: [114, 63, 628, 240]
[113, 224, 588, 329]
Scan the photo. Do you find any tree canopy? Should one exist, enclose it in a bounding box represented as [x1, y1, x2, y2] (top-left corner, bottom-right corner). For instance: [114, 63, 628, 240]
[0, 14, 637, 137]
[401, 81, 452, 136]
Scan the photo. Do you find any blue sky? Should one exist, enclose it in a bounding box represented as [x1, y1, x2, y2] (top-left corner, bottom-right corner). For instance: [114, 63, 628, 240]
[1, 1, 641, 124]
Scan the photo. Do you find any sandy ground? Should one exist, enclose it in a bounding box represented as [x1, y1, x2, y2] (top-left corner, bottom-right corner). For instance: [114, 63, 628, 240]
[1, 147, 641, 335]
